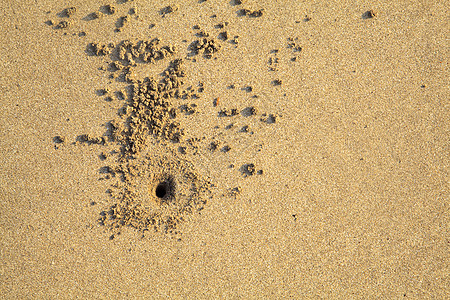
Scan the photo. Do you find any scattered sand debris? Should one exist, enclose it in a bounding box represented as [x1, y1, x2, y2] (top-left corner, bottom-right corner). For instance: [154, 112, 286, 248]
[109, 61, 124, 71]
[88, 38, 176, 67]
[218, 31, 228, 41]
[46, 1, 284, 238]
[76, 134, 106, 145]
[115, 90, 126, 100]
[82, 38, 212, 235]
[61, 7, 77, 18]
[197, 82, 204, 93]
[221, 145, 231, 152]
[189, 38, 221, 58]
[116, 15, 130, 29]
[56, 20, 71, 29]
[180, 103, 197, 115]
[241, 106, 256, 117]
[96, 88, 110, 95]
[196, 30, 209, 37]
[99, 152, 107, 160]
[230, 0, 243, 5]
[209, 141, 221, 151]
[160, 5, 179, 17]
[225, 186, 242, 199]
[240, 163, 255, 176]
[287, 37, 302, 52]
[109, 59, 186, 157]
[237, 8, 264, 17]
[115, 39, 176, 65]
[100, 165, 115, 176]
[272, 79, 282, 86]
[218, 108, 238, 117]
[240, 125, 249, 132]
[88, 43, 113, 56]
[268, 55, 279, 71]
[101, 5, 116, 15]
[89, 11, 104, 20]
[260, 113, 277, 124]
[215, 22, 227, 29]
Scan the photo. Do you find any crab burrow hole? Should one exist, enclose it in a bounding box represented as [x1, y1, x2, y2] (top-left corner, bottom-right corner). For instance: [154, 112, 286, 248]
[153, 176, 175, 202]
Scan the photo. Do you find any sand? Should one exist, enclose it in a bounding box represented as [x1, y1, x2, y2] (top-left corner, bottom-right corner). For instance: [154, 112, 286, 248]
[0, 0, 448, 298]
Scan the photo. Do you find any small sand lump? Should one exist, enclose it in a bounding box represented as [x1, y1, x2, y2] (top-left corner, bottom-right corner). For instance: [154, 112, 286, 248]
[273, 79, 282, 85]
[88, 43, 112, 56]
[218, 31, 228, 41]
[61, 7, 77, 18]
[160, 5, 179, 16]
[89, 11, 104, 20]
[102, 5, 116, 15]
[240, 163, 256, 176]
[56, 20, 70, 29]
[238, 8, 264, 17]
[53, 136, 65, 143]
[364, 10, 377, 18]
[190, 38, 221, 58]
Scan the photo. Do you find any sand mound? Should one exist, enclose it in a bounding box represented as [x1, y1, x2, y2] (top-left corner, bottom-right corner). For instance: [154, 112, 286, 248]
[100, 144, 209, 238]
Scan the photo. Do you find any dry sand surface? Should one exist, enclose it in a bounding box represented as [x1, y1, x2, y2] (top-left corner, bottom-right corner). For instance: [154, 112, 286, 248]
[0, 0, 448, 298]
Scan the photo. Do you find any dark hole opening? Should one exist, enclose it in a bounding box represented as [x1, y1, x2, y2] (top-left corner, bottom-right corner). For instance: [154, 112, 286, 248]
[155, 181, 169, 199]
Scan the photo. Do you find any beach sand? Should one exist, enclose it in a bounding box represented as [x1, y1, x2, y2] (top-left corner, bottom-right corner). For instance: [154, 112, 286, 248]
[0, 0, 448, 298]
